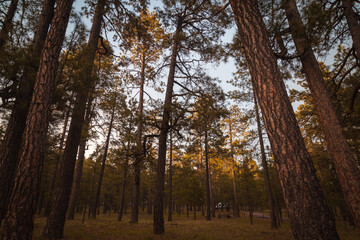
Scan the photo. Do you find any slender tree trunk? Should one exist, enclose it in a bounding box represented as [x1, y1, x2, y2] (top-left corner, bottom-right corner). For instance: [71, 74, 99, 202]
[0, 1, 73, 239]
[229, 1, 339, 239]
[342, 0, 360, 60]
[43, 1, 106, 238]
[118, 133, 131, 221]
[204, 128, 211, 221]
[229, 121, 239, 217]
[254, 92, 278, 229]
[67, 96, 94, 220]
[283, 0, 360, 230]
[168, 131, 173, 222]
[153, 19, 182, 235]
[131, 52, 146, 223]
[0, 0, 55, 224]
[0, 0, 19, 49]
[92, 105, 115, 218]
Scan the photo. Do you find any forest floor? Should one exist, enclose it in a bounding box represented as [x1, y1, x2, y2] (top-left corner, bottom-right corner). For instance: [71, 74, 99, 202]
[31, 211, 358, 240]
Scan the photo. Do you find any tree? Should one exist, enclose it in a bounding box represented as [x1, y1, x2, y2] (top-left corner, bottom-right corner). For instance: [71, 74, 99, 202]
[0, 0, 55, 224]
[341, 0, 360, 60]
[0, 0, 19, 49]
[43, 0, 106, 238]
[229, 0, 339, 239]
[282, 0, 360, 229]
[0, 0, 74, 238]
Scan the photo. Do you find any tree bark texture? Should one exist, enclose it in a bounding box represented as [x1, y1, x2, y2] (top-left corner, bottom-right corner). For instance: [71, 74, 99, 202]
[168, 131, 173, 222]
[0, 0, 55, 224]
[67, 96, 94, 220]
[229, 0, 339, 239]
[131, 52, 146, 223]
[153, 21, 182, 234]
[254, 92, 278, 229]
[0, 1, 73, 239]
[92, 105, 115, 218]
[342, 0, 360, 60]
[43, 0, 106, 238]
[283, 0, 360, 230]
[0, 0, 19, 49]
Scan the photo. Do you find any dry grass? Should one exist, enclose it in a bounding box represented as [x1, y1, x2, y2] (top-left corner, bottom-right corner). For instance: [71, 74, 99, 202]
[31, 212, 358, 240]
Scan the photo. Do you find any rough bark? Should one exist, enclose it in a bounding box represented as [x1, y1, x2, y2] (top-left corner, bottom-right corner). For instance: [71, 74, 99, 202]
[0, 0, 19, 49]
[131, 52, 146, 223]
[0, 0, 55, 224]
[254, 92, 278, 229]
[42, 1, 106, 238]
[342, 0, 360, 60]
[67, 96, 94, 220]
[153, 20, 182, 234]
[204, 128, 211, 221]
[0, 1, 73, 239]
[168, 131, 173, 222]
[91, 105, 115, 218]
[283, 0, 360, 230]
[229, 0, 339, 239]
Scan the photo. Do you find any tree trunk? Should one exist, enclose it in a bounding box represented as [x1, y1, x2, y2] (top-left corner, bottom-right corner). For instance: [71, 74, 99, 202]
[118, 134, 131, 221]
[229, 120, 239, 217]
[229, 0, 339, 239]
[153, 18, 182, 235]
[43, 1, 105, 238]
[342, 0, 360, 60]
[67, 96, 94, 220]
[0, 0, 55, 224]
[0, 1, 73, 239]
[168, 131, 173, 222]
[283, 0, 360, 230]
[92, 105, 115, 218]
[204, 128, 211, 221]
[254, 92, 278, 229]
[131, 52, 146, 223]
[0, 0, 19, 49]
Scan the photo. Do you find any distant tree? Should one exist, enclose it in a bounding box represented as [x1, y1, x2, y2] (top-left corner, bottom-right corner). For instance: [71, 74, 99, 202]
[229, 0, 339, 239]
[0, 0, 74, 238]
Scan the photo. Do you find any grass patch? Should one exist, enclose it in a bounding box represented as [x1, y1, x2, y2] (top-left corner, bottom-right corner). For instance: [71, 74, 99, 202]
[30, 212, 358, 240]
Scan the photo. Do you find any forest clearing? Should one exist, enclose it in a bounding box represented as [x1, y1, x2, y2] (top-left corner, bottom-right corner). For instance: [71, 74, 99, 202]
[1, 0, 360, 239]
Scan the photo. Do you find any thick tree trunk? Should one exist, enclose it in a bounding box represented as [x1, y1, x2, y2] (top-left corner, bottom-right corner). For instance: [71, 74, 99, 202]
[283, 0, 360, 230]
[131, 52, 146, 223]
[204, 128, 211, 221]
[92, 105, 115, 218]
[342, 0, 360, 60]
[43, 1, 106, 238]
[153, 21, 182, 235]
[67, 96, 94, 220]
[254, 92, 278, 229]
[0, 0, 55, 224]
[229, 121, 239, 217]
[0, 0, 19, 49]
[229, 0, 339, 239]
[168, 131, 173, 222]
[0, 1, 73, 239]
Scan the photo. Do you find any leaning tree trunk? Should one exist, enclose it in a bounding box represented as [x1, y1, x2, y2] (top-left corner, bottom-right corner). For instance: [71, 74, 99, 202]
[153, 20, 182, 235]
[254, 92, 278, 229]
[168, 131, 173, 222]
[43, 0, 106, 238]
[283, 0, 360, 230]
[229, 0, 339, 239]
[0, 0, 55, 224]
[204, 128, 211, 221]
[0, 1, 73, 239]
[0, 0, 19, 49]
[92, 105, 115, 218]
[67, 95, 94, 220]
[131, 52, 146, 223]
[342, 0, 360, 60]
